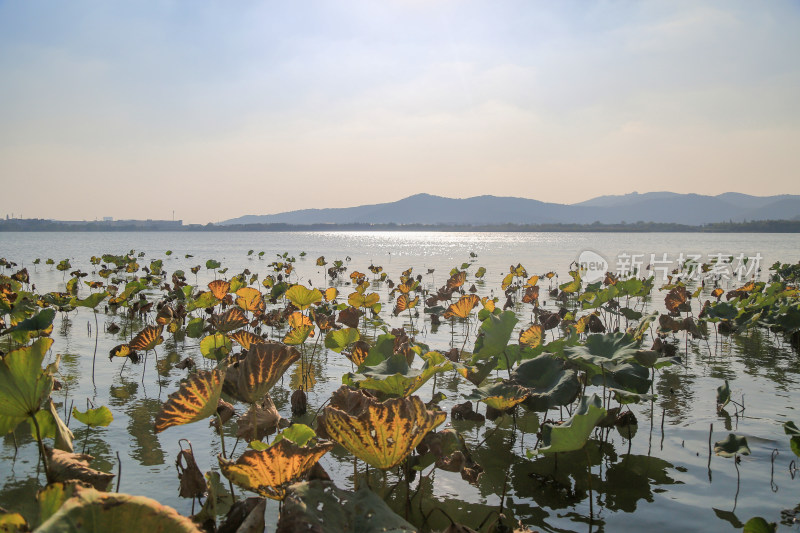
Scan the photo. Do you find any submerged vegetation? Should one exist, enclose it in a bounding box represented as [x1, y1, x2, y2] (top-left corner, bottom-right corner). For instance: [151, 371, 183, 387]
[0, 249, 799, 532]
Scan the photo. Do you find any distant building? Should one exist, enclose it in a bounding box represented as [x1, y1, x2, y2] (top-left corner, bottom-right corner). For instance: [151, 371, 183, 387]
[103, 217, 113, 222]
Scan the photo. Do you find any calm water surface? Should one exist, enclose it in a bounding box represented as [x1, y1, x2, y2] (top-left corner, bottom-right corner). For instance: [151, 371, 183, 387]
[1, 231, 799, 531]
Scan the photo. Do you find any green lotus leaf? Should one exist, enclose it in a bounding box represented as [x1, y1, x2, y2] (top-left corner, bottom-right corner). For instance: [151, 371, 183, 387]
[0, 512, 28, 532]
[185, 317, 205, 338]
[714, 433, 751, 458]
[199, 333, 232, 361]
[0, 338, 59, 428]
[610, 388, 656, 405]
[72, 406, 113, 428]
[324, 328, 360, 354]
[4, 307, 56, 343]
[633, 350, 680, 369]
[566, 332, 651, 393]
[535, 394, 606, 454]
[36, 485, 202, 532]
[36, 482, 82, 527]
[346, 352, 452, 398]
[472, 311, 518, 361]
[206, 259, 221, 270]
[510, 354, 580, 411]
[277, 480, 416, 532]
[186, 292, 220, 313]
[743, 517, 777, 533]
[272, 423, 316, 447]
[70, 291, 109, 309]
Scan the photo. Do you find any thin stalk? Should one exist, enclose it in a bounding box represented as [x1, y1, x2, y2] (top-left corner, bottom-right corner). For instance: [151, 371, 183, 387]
[30, 412, 52, 482]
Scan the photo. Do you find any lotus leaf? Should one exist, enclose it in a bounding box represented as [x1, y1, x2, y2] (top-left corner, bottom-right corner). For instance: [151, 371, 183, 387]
[285, 285, 323, 310]
[199, 333, 232, 361]
[536, 394, 606, 454]
[276, 480, 415, 533]
[223, 343, 300, 404]
[235, 287, 265, 313]
[36, 485, 200, 532]
[318, 387, 446, 469]
[510, 354, 580, 411]
[324, 328, 360, 354]
[784, 421, 800, 457]
[714, 433, 751, 457]
[467, 380, 528, 410]
[472, 311, 518, 361]
[210, 308, 248, 333]
[0, 338, 58, 433]
[72, 406, 113, 428]
[154, 369, 225, 432]
[443, 294, 479, 319]
[346, 352, 452, 398]
[229, 330, 265, 351]
[129, 325, 164, 352]
[219, 437, 334, 500]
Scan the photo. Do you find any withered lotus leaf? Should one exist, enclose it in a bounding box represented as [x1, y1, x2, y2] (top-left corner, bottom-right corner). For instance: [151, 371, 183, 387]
[446, 271, 466, 290]
[337, 306, 361, 328]
[519, 324, 543, 348]
[223, 343, 300, 404]
[210, 307, 249, 333]
[665, 285, 689, 313]
[318, 386, 446, 470]
[208, 280, 231, 300]
[108, 344, 132, 359]
[229, 330, 265, 351]
[47, 448, 115, 490]
[348, 292, 380, 309]
[156, 305, 175, 326]
[345, 340, 371, 367]
[218, 439, 334, 500]
[443, 294, 480, 320]
[235, 287, 265, 314]
[155, 369, 225, 433]
[129, 325, 164, 351]
[287, 311, 315, 334]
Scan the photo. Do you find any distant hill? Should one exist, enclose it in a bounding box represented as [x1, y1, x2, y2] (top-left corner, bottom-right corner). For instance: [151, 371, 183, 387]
[220, 192, 800, 226]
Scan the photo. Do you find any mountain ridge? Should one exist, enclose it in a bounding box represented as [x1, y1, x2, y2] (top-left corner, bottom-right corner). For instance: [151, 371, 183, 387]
[221, 192, 800, 226]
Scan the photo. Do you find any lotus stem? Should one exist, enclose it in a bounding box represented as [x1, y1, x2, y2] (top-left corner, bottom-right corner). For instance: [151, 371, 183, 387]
[30, 412, 52, 483]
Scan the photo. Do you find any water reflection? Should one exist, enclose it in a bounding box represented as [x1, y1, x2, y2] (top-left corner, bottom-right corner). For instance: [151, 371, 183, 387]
[125, 398, 165, 466]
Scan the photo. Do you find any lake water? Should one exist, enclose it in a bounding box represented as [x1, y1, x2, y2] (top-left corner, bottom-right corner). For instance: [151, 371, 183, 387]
[1, 231, 799, 531]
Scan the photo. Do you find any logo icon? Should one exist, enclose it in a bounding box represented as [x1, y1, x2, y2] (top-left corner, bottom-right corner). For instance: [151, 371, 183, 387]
[577, 250, 608, 283]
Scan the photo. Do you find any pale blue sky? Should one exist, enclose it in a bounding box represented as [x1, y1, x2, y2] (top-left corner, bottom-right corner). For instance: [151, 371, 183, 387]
[1, 1, 798, 223]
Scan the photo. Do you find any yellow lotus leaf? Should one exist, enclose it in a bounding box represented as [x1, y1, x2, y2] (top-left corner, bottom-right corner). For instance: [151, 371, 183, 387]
[348, 292, 379, 309]
[318, 387, 446, 470]
[524, 275, 539, 288]
[285, 285, 323, 310]
[545, 271, 556, 279]
[223, 343, 301, 404]
[443, 294, 480, 319]
[229, 330, 265, 351]
[129, 325, 164, 351]
[393, 294, 419, 316]
[284, 325, 313, 345]
[711, 288, 724, 299]
[481, 297, 496, 312]
[210, 308, 249, 333]
[324, 287, 338, 302]
[236, 287, 265, 313]
[208, 280, 231, 300]
[501, 273, 514, 290]
[288, 311, 314, 332]
[519, 324, 543, 348]
[109, 344, 132, 358]
[154, 369, 225, 433]
[349, 271, 366, 283]
[218, 439, 334, 500]
[396, 281, 415, 295]
[345, 340, 370, 367]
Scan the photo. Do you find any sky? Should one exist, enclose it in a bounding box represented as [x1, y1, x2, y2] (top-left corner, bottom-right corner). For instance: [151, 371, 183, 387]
[1, 1, 798, 224]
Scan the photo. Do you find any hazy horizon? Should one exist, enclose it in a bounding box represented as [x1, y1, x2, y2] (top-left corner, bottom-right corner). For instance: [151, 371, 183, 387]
[2, 1, 799, 224]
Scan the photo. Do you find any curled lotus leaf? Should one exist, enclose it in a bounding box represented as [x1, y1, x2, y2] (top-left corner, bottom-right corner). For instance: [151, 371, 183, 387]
[283, 325, 313, 346]
[536, 394, 606, 455]
[276, 480, 416, 533]
[510, 354, 580, 411]
[210, 308, 248, 333]
[285, 285, 323, 311]
[393, 294, 419, 316]
[287, 312, 315, 336]
[154, 369, 225, 433]
[665, 285, 690, 313]
[229, 330, 265, 351]
[47, 448, 115, 490]
[466, 380, 529, 411]
[443, 294, 480, 320]
[36, 484, 201, 533]
[129, 325, 164, 352]
[223, 343, 301, 404]
[219, 438, 334, 500]
[208, 280, 231, 300]
[318, 386, 446, 470]
[345, 340, 371, 367]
